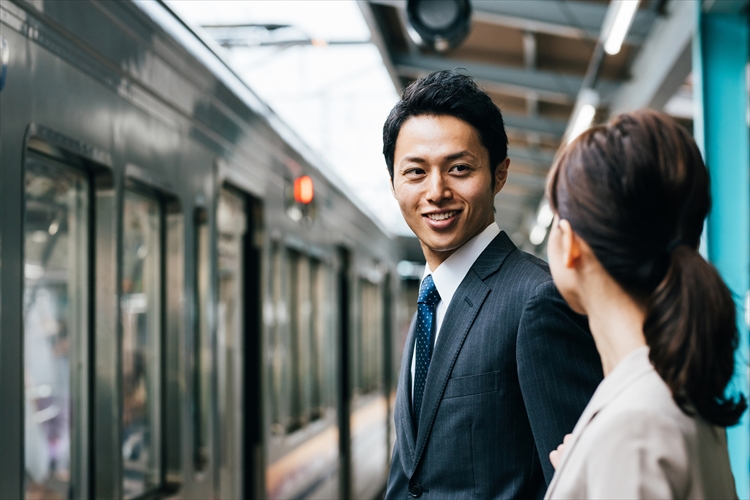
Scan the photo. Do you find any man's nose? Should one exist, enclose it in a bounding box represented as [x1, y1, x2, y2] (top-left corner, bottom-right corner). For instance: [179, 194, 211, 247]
[425, 170, 451, 202]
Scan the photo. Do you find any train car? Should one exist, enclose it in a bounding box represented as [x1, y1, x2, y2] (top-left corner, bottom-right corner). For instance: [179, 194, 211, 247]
[0, 1, 401, 498]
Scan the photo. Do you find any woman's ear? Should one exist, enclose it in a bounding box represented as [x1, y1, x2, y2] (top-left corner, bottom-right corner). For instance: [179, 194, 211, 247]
[558, 219, 581, 269]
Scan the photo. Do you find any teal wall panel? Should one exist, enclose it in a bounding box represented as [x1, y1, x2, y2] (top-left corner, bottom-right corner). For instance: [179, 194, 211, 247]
[694, 6, 750, 497]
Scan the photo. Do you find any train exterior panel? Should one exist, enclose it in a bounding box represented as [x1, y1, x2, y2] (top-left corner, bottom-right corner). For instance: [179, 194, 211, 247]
[0, 1, 401, 498]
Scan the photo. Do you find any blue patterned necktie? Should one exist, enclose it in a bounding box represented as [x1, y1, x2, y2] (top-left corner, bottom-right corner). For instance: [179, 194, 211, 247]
[413, 274, 441, 427]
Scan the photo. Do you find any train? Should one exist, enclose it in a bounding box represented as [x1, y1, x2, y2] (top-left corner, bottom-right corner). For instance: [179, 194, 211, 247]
[0, 1, 408, 498]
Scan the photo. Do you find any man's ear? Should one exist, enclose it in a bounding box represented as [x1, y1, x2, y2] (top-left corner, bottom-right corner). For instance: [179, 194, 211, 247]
[493, 158, 510, 195]
[559, 219, 581, 269]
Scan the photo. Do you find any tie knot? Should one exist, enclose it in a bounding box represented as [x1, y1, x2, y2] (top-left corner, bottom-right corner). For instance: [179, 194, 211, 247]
[418, 274, 441, 307]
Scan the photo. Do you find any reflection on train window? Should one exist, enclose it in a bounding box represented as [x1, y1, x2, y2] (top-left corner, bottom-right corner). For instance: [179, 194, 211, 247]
[121, 190, 162, 499]
[358, 279, 383, 394]
[216, 187, 246, 496]
[194, 209, 210, 472]
[24, 160, 89, 500]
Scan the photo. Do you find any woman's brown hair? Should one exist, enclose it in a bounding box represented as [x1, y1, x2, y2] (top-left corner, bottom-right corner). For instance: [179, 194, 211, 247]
[547, 109, 746, 427]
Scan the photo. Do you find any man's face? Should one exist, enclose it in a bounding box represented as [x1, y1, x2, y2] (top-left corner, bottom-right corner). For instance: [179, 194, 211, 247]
[392, 114, 507, 268]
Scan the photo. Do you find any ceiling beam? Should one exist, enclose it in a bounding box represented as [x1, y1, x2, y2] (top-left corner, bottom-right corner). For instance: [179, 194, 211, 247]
[392, 52, 619, 104]
[472, 0, 655, 43]
[502, 114, 567, 140]
[508, 147, 556, 169]
[357, 1, 403, 91]
[506, 170, 547, 190]
[608, 0, 694, 115]
[366, 0, 656, 43]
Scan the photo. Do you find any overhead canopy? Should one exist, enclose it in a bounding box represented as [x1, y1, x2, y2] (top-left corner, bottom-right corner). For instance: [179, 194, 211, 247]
[359, 0, 691, 251]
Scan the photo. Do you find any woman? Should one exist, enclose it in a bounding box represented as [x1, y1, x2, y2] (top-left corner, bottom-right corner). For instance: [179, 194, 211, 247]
[543, 110, 746, 499]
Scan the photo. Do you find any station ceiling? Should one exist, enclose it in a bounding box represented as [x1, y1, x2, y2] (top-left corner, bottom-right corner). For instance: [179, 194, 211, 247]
[360, 0, 668, 251]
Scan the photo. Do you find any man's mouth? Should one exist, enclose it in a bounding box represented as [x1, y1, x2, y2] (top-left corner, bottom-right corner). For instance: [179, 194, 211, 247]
[425, 210, 459, 221]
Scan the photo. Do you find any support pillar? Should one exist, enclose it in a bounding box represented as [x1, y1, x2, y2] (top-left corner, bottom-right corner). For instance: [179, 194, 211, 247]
[693, 4, 750, 497]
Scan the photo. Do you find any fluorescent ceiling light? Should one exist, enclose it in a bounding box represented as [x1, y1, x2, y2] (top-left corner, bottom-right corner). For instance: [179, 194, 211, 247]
[603, 0, 640, 56]
[536, 202, 554, 228]
[529, 225, 547, 246]
[564, 88, 599, 144]
[567, 104, 596, 144]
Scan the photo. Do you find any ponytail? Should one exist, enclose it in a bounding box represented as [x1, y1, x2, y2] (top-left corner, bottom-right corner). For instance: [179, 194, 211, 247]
[644, 245, 747, 427]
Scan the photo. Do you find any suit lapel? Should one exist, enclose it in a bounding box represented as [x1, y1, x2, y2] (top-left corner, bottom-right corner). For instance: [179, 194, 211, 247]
[411, 232, 517, 469]
[396, 313, 418, 474]
[413, 271, 489, 466]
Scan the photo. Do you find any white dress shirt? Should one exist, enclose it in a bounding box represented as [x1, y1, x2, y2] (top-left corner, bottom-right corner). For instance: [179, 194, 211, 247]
[411, 222, 500, 401]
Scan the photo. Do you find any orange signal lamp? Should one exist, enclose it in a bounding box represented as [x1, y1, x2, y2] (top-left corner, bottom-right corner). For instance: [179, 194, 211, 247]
[294, 175, 314, 204]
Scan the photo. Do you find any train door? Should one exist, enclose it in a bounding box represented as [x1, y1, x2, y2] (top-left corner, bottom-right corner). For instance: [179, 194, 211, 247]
[193, 207, 214, 497]
[120, 189, 163, 498]
[23, 152, 91, 500]
[119, 185, 183, 499]
[216, 185, 262, 500]
[119, 178, 184, 499]
[350, 271, 388, 500]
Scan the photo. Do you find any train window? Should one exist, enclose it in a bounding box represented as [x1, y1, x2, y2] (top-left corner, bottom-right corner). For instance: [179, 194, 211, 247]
[164, 201, 185, 489]
[288, 250, 311, 430]
[309, 260, 325, 417]
[121, 190, 162, 499]
[24, 158, 89, 500]
[281, 247, 296, 433]
[269, 243, 288, 435]
[216, 186, 246, 497]
[313, 260, 337, 413]
[358, 279, 383, 394]
[194, 209, 210, 472]
[270, 248, 334, 435]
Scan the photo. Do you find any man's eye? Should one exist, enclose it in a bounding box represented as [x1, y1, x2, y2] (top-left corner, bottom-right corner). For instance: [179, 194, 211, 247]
[405, 168, 425, 176]
[451, 164, 470, 173]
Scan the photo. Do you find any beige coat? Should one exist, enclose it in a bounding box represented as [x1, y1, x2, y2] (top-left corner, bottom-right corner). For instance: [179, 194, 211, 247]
[545, 346, 738, 499]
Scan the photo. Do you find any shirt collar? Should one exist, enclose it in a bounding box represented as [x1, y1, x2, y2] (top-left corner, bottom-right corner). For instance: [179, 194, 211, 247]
[422, 223, 500, 307]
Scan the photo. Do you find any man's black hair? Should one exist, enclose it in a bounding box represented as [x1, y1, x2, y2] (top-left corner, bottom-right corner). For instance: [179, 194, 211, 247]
[382, 70, 508, 181]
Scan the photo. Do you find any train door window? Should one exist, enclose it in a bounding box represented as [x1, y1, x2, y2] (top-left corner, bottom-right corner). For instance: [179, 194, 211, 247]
[286, 250, 300, 430]
[216, 186, 246, 498]
[358, 279, 383, 394]
[23, 157, 89, 500]
[164, 200, 185, 490]
[269, 243, 288, 435]
[319, 264, 337, 410]
[289, 250, 314, 430]
[194, 209, 211, 472]
[309, 259, 325, 418]
[352, 280, 364, 394]
[121, 190, 162, 499]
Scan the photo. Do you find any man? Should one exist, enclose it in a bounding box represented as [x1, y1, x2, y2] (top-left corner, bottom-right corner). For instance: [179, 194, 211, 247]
[384, 70, 602, 499]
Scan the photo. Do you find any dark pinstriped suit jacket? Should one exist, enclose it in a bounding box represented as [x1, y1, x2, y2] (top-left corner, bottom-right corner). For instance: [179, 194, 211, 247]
[386, 232, 603, 500]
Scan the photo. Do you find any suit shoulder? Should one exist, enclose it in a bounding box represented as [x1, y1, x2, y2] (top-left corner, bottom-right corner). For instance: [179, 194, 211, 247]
[492, 247, 553, 291]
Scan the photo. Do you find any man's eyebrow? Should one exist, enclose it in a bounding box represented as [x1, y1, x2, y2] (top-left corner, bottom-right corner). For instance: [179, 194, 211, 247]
[401, 155, 426, 164]
[401, 151, 476, 164]
[445, 150, 474, 161]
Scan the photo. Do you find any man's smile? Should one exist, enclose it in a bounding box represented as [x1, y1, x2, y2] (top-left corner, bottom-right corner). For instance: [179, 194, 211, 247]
[424, 210, 460, 221]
